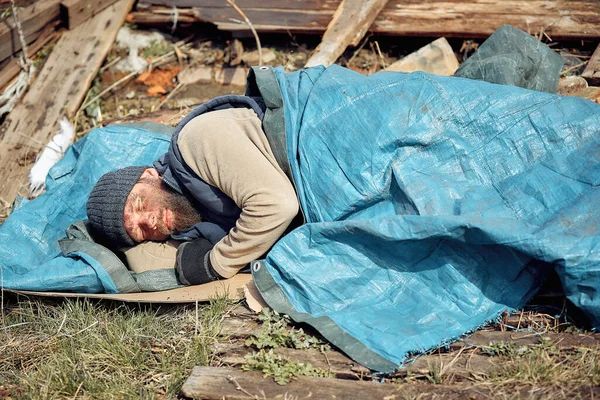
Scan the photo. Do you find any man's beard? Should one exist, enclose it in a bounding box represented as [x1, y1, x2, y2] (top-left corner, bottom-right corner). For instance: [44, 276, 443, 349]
[140, 176, 203, 235]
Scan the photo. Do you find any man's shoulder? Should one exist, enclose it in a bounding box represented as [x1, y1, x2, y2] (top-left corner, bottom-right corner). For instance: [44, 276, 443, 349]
[190, 107, 258, 123]
[178, 107, 262, 148]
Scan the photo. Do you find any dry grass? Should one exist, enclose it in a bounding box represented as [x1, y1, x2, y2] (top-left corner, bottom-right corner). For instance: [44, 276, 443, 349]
[0, 294, 236, 399]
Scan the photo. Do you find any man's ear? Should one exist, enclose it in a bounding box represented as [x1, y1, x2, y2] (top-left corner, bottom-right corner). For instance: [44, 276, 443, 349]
[141, 168, 160, 178]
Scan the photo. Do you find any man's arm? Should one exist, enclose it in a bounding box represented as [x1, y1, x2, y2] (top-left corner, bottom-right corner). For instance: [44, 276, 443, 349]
[177, 108, 299, 278]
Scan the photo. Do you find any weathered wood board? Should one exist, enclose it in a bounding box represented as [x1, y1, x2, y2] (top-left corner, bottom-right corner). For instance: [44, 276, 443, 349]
[0, 23, 59, 91]
[216, 314, 600, 381]
[305, 0, 389, 68]
[0, 0, 61, 63]
[0, 0, 135, 205]
[181, 366, 600, 399]
[182, 306, 600, 399]
[60, 0, 119, 30]
[137, 0, 600, 39]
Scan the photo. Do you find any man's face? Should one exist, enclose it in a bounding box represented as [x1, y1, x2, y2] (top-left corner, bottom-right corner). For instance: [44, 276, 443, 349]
[123, 168, 201, 243]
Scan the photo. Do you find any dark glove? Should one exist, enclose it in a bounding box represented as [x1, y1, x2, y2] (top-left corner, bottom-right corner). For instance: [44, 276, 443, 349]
[176, 238, 221, 285]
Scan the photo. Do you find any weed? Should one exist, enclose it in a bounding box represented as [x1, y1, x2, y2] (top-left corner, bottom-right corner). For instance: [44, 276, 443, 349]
[141, 41, 173, 60]
[245, 308, 330, 351]
[482, 340, 529, 357]
[424, 361, 442, 384]
[242, 349, 329, 385]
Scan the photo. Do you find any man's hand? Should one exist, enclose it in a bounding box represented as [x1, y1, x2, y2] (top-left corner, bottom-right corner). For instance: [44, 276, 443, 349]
[176, 238, 221, 285]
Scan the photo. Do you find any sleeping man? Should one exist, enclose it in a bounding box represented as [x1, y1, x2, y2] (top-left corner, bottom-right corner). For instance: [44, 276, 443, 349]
[86, 101, 299, 286]
[27, 57, 600, 370]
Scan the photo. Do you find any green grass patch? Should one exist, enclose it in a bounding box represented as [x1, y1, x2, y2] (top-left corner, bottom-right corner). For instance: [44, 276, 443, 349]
[240, 308, 332, 384]
[0, 295, 235, 399]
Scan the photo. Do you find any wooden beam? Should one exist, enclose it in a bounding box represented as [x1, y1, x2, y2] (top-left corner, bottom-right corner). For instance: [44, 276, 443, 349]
[137, 0, 342, 10]
[131, 1, 600, 40]
[0, 0, 61, 63]
[582, 43, 600, 86]
[181, 366, 600, 399]
[305, 0, 389, 68]
[0, 0, 135, 205]
[125, 11, 196, 25]
[0, 22, 60, 91]
[60, 0, 119, 30]
[213, 329, 600, 381]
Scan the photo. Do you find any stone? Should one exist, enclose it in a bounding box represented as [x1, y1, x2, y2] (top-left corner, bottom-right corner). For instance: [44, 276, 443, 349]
[568, 86, 600, 104]
[214, 67, 248, 86]
[177, 65, 213, 85]
[386, 37, 459, 76]
[557, 76, 588, 95]
[242, 48, 277, 66]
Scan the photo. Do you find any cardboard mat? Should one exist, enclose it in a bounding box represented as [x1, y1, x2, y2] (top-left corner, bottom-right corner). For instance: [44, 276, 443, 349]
[5, 274, 252, 303]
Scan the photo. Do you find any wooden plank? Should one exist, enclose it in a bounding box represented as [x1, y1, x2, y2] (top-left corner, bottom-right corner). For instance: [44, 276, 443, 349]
[100, 108, 188, 127]
[213, 329, 600, 381]
[0, 0, 61, 63]
[182, 366, 600, 399]
[138, 0, 342, 10]
[60, 0, 119, 30]
[179, 366, 424, 399]
[0, 22, 59, 91]
[213, 343, 371, 380]
[219, 316, 260, 338]
[454, 330, 600, 350]
[0, 0, 135, 205]
[125, 11, 197, 25]
[373, 9, 600, 39]
[305, 0, 389, 68]
[134, 1, 600, 39]
[582, 43, 600, 85]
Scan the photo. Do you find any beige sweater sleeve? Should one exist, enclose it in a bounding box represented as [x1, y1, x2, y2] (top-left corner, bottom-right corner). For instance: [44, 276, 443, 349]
[177, 108, 299, 278]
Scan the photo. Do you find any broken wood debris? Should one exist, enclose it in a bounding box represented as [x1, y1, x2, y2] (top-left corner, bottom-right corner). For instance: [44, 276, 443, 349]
[60, 0, 119, 30]
[0, 0, 61, 62]
[582, 43, 600, 86]
[182, 364, 600, 399]
[0, 0, 129, 68]
[0, 21, 60, 91]
[0, 0, 135, 206]
[304, 0, 389, 68]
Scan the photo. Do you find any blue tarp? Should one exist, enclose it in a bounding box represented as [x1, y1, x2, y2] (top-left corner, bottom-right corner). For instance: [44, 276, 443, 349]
[252, 65, 600, 371]
[0, 125, 170, 292]
[1, 65, 600, 372]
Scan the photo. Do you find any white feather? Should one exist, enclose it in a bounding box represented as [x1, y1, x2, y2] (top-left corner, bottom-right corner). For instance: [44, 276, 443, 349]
[28, 118, 75, 198]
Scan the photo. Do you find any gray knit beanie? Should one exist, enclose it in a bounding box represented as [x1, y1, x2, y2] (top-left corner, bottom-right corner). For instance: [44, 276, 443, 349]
[86, 166, 148, 248]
